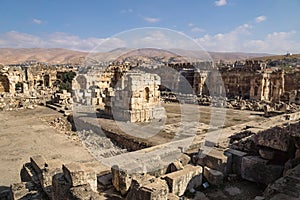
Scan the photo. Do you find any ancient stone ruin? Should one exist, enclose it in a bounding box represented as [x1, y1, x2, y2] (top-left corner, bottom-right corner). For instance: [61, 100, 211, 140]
[1, 55, 300, 199]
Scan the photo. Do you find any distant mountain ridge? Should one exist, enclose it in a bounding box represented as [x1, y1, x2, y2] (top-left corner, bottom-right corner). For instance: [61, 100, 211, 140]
[0, 48, 272, 65]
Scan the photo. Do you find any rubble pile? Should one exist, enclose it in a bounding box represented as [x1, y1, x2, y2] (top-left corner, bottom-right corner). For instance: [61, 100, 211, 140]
[77, 130, 127, 159]
[0, 92, 51, 111]
[42, 115, 73, 134]
[193, 111, 300, 199]
[43, 115, 127, 158]
[47, 90, 73, 115]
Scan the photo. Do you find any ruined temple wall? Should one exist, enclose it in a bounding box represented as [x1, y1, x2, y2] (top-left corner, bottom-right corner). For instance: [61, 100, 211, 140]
[6, 67, 27, 94]
[249, 74, 263, 100]
[284, 71, 300, 92]
[220, 71, 254, 99]
[106, 72, 164, 122]
[269, 71, 285, 102]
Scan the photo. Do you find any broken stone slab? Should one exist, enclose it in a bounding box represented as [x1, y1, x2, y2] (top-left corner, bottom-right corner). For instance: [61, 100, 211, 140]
[52, 173, 71, 200]
[241, 156, 284, 184]
[224, 148, 247, 176]
[30, 155, 47, 175]
[39, 159, 63, 196]
[126, 175, 169, 200]
[111, 165, 132, 196]
[177, 154, 191, 166]
[264, 164, 300, 199]
[10, 182, 39, 200]
[69, 184, 102, 200]
[63, 162, 97, 192]
[254, 126, 292, 152]
[97, 173, 113, 191]
[197, 147, 231, 175]
[230, 134, 258, 154]
[186, 172, 202, 192]
[162, 164, 202, 196]
[10, 182, 29, 200]
[203, 166, 224, 186]
[167, 161, 184, 173]
[166, 154, 191, 173]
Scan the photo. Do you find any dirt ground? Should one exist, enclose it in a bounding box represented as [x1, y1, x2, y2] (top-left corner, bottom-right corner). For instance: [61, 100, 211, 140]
[0, 106, 94, 187]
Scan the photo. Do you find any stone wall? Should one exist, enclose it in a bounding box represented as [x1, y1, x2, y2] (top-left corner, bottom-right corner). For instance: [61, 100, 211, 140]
[105, 71, 165, 122]
[0, 63, 76, 111]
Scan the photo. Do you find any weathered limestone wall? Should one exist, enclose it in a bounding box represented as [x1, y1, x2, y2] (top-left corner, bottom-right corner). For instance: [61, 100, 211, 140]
[284, 71, 300, 92]
[220, 68, 284, 101]
[105, 71, 165, 122]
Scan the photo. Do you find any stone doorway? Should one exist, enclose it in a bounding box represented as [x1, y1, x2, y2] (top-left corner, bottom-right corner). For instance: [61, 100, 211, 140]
[0, 75, 9, 93]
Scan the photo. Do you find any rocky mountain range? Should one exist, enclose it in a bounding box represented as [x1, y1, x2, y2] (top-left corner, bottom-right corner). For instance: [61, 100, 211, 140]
[0, 48, 273, 65]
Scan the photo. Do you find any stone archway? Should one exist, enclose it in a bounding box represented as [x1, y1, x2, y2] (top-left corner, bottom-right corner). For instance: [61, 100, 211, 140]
[0, 75, 9, 93]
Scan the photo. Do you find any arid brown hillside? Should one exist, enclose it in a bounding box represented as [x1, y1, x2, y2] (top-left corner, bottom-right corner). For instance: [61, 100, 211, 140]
[0, 48, 272, 65]
[0, 48, 87, 64]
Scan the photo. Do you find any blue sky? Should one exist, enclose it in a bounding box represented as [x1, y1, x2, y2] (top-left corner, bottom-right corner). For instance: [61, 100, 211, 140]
[0, 0, 299, 53]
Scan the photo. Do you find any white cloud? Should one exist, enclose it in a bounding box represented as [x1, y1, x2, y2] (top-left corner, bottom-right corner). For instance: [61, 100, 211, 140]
[196, 24, 251, 52]
[215, 0, 227, 6]
[0, 31, 46, 48]
[255, 15, 267, 23]
[0, 28, 299, 54]
[188, 23, 194, 27]
[144, 17, 160, 23]
[194, 23, 300, 53]
[33, 19, 43, 24]
[0, 31, 126, 52]
[245, 31, 299, 54]
[191, 27, 205, 33]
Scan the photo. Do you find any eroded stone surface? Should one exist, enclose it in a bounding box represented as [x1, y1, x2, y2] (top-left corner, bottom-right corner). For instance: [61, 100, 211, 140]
[203, 166, 224, 186]
[163, 164, 202, 196]
[241, 156, 284, 184]
[126, 175, 169, 200]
